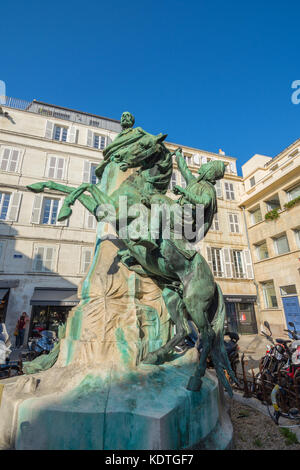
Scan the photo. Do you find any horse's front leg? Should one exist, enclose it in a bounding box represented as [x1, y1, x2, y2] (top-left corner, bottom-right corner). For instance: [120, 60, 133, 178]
[27, 181, 97, 218]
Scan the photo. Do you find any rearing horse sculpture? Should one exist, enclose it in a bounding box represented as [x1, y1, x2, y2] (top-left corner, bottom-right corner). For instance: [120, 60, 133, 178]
[28, 123, 236, 396]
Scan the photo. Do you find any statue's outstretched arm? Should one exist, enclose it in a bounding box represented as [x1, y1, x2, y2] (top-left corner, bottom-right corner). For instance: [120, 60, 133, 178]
[175, 150, 196, 185]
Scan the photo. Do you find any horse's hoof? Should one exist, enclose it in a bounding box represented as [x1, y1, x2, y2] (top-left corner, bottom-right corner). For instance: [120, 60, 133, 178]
[27, 183, 45, 193]
[58, 206, 72, 221]
[186, 376, 202, 392]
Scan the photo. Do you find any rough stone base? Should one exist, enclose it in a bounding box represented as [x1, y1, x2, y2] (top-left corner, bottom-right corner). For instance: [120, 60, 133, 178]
[0, 351, 233, 450]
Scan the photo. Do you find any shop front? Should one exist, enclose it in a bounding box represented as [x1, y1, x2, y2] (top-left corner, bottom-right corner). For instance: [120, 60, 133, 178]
[29, 288, 79, 338]
[224, 294, 258, 335]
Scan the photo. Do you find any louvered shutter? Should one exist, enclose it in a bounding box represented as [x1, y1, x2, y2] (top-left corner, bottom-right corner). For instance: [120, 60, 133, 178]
[82, 248, 92, 273]
[83, 161, 91, 182]
[9, 149, 20, 172]
[215, 180, 222, 198]
[87, 129, 93, 147]
[85, 210, 96, 229]
[31, 195, 43, 224]
[33, 246, 44, 271]
[56, 199, 68, 226]
[0, 148, 11, 171]
[46, 156, 57, 178]
[222, 248, 233, 278]
[206, 246, 213, 271]
[56, 157, 65, 180]
[68, 126, 77, 144]
[45, 121, 54, 139]
[44, 247, 55, 271]
[7, 192, 22, 221]
[106, 136, 112, 146]
[243, 249, 254, 279]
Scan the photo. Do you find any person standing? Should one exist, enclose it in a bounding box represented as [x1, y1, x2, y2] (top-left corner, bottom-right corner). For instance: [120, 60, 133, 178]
[15, 312, 29, 349]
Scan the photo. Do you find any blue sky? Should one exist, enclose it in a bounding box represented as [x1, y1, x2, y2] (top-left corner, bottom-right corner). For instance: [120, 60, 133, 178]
[2, 0, 300, 174]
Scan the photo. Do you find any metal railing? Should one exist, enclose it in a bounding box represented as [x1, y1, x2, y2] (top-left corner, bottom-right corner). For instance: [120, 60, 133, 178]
[2, 96, 122, 133]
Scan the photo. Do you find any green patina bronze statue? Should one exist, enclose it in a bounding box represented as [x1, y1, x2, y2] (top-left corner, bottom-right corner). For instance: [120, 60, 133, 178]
[27, 111, 236, 395]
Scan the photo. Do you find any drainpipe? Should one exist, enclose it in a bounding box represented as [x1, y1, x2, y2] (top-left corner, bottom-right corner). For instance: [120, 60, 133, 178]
[241, 205, 262, 330]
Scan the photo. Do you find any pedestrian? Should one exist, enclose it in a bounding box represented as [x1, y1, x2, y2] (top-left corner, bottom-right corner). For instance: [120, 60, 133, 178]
[15, 312, 30, 349]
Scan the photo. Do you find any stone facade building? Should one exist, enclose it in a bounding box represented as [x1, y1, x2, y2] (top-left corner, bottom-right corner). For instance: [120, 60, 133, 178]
[0, 97, 258, 344]
[240, 142, 300, 336]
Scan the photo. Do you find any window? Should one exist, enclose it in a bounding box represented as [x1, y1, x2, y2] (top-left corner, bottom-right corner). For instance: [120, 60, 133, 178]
[280, 285, 297, 296]
[231, 250, 246, 278]
[53, 125, 68, 142]
[41, 198, 60, 225]
[81, 248, 93, 273]
[184, 155, 192, 166]
[0, 192, 11, 220]
[287, 184, 300, 201]
[250, 176, 255, 187]
[228, 213, 240, 233]
[31, 195, 66, 226]
[33, 246, 57, 272]
[93, 134, 107, 150]
[83, 161, 100, 184]
[45, 156, 66, 180]
[193, 154, 200, 165]
[265, 195, 280, 211]
[255, 241, 269, 261]
[211, 213, 220, 231]
[0, 147, 21, 172]
[250, 207, 262, 225]
[211, 248, 223, 277]
[261, 281, 278, 308]
[273, 234, 290, 255]
[224, 182, 235, 200]
[0, 192, 22, 222]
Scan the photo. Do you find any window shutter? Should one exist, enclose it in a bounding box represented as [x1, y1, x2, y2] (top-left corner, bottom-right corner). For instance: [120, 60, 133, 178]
[46, 156, 57, 178]
[87, 129, 93, 147]
[243, 249, 254, 279]
[0, 148, 11, 171]
[222, 247, 233, 278]
[44, 247, 55, 271]
[45, 121, 54, 139]
[81, 248, 92, 273]
[68, 126, 77, 144]
[106, 136, 112, 147]
[31, 195, 43, 224]
[201, 156, 207, 164]
[83, 161, 91, 182]
[56, 199, 68, 226]
[215, 180, 222, 198]
[206, 246, 213, 271]
[56, 157, 65, 180]
[7, 192, 22, 221]
[85, 210, 96, 229]
[33, 246, 44, 272]
[9, 149, 20, 172]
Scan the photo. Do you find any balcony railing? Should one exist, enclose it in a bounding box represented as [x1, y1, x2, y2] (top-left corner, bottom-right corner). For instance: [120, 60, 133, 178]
[1, 96, 122, 133]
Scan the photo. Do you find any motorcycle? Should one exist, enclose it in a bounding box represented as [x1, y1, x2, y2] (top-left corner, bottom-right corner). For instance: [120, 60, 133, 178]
[27, 330, 57, 360]
[256, 321, 299, 400]
[175, 323, 240, 376]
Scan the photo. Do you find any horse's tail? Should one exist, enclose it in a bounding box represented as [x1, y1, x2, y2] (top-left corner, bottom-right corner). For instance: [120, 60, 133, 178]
[210, 283, 237, 396]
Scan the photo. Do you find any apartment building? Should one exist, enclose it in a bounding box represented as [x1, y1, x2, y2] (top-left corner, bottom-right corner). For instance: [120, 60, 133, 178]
[0, 97, 258, 344]
[0, 98, 121, 340]
[240, 141, 300, 336]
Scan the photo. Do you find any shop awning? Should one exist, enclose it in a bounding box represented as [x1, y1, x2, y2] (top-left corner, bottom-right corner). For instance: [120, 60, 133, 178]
[0, 289, 9, 300]
[30, 288, 79, 306]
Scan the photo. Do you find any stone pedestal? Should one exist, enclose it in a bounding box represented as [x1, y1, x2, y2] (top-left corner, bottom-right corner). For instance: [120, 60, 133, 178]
[0, 350, 232, 450]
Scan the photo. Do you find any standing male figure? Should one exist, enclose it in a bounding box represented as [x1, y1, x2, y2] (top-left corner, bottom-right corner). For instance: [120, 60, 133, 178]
[15, 312, 29, 349]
